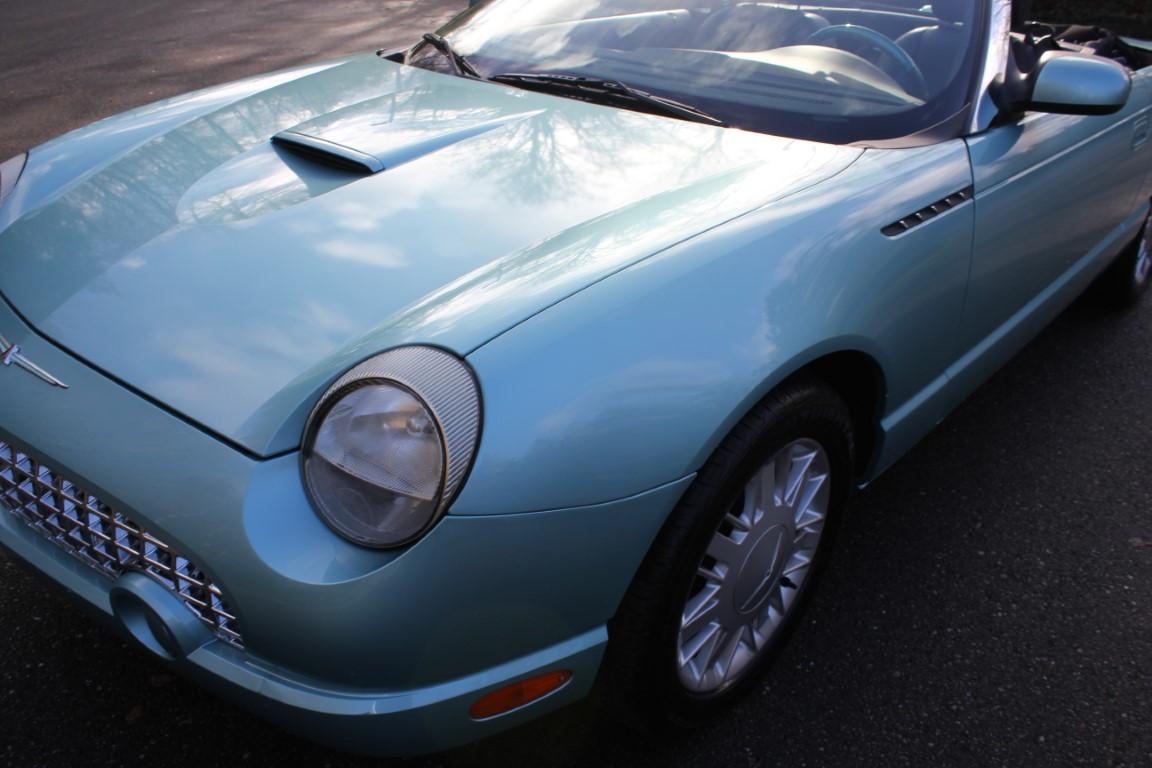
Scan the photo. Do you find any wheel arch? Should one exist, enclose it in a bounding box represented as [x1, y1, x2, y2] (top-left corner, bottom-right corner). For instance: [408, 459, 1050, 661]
[782, 350, 887, 479]
[691, 345, 889, 484]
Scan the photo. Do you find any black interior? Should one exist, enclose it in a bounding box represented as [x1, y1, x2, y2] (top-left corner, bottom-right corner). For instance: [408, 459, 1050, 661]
[1025, 23, 1152, 70]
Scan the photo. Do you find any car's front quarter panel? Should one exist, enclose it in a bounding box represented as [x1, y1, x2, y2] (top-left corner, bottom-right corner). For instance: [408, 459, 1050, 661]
[0, 295, 693, 754]
[458, 141, 976, 516]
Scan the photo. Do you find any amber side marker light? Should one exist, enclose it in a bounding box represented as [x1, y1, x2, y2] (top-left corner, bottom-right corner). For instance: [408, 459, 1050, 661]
[469, 670, 573, 720]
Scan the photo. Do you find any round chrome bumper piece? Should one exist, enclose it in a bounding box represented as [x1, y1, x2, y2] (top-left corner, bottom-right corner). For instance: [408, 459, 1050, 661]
[110, 571, 214, 660]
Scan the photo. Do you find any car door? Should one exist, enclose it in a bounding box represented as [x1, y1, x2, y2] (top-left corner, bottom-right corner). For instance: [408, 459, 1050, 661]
[1137, 73, 1152, 201]
[957, 61, 1152, 371]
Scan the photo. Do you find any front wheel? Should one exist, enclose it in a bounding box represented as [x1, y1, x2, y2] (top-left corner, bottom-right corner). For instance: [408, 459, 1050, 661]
[604, 379, 854, 726]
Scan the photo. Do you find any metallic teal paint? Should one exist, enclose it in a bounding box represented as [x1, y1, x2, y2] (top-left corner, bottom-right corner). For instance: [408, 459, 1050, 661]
[1, 16, 1151, 758]
[0, 56, 859, 457]
[0, 298, 689, 691]
[460, 141, 977, 513]
[0, 291, 691, 753]
[0, 507, 610, 756]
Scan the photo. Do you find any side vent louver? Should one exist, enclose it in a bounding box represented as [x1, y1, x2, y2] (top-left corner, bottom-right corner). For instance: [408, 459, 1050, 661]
[882, 186, 974, 237]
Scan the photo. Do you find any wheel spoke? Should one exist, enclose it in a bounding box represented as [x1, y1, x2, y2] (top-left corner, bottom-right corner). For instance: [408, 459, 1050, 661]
[724, 510, 752, 532]
[794, 525, 822, 549]
[772, 453, 788, 507]
[727, 489, 755, 532]
[778, 581, 796, 612]
[706, 531, 741, 565]
[696, 625, 728, 674]
[750, 619, 769, 650]
[760, 590, 784, 631]
[679, 621, 723, 669]
[714, 625, 747, 680]
[782, 449, 817, 509]
[754, 460, 775, 524]
[781, 549, 813, 578]
[769, 585, 786, 617]
[681, 584, 722, 639]
[794, 472, 827, 528]
[697, 561, 727, 584]
[735, 464, 767, 530]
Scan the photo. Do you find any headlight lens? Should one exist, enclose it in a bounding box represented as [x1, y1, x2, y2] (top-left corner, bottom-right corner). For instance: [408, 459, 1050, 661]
[306, 383, 444, 546]
[0, 153, 28, 209]
[303, 347, 481, 549]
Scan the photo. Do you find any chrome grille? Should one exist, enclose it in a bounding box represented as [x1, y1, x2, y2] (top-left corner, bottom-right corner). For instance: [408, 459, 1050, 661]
[0, 441, 243, 648]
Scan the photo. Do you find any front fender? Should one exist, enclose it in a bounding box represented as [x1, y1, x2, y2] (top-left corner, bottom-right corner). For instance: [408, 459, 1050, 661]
[455, 141, 975, 516]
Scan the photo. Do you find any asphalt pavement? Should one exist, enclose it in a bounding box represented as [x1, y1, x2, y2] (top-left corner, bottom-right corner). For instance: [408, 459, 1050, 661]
[1, 2, 1150, 767]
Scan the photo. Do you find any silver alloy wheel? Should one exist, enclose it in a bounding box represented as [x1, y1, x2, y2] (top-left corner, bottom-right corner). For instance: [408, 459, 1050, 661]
[676, 438, 830, 694]
[1136, 217, 1151, 286]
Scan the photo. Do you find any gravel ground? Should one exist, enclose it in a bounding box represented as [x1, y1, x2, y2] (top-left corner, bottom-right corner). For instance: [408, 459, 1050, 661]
[1, 2, 1150, 767]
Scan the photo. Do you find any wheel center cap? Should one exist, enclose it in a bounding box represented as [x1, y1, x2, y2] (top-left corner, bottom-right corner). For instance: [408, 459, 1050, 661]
[733, 525, 788, 614]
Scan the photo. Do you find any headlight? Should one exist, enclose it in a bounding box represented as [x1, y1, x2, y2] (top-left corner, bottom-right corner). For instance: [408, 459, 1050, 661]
[0, 153, 28, 209]
[302, 346, 481, 549]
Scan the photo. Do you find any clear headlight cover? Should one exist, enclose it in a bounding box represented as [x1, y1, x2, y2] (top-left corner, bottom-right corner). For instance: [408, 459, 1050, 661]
[305, 383, 444, 547]
[302, 347, 481, 549]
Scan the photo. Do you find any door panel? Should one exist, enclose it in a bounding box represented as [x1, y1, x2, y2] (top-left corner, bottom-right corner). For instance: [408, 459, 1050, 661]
[961, 78, 1151, 352]
[1135, 73, 1152, 203]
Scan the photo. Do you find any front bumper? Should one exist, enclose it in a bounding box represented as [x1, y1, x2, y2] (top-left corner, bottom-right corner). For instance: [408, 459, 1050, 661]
[0, 510, 607, 755]
[0, 299, 691, 755]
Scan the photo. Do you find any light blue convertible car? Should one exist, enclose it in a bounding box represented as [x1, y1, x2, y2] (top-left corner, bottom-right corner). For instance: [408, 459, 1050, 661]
[0, 0, 1149, 755]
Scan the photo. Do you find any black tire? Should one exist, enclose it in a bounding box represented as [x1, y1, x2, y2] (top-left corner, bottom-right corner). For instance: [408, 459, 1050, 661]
[603, 378, 855, 729]
[1096, 211, 1151, 308]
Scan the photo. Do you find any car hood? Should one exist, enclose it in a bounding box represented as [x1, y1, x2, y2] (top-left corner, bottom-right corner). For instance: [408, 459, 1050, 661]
[0, 56, 861, 456]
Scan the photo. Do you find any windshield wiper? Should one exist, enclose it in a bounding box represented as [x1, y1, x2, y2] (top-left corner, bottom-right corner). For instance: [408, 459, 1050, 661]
[488, 73, 726, 127]
[416, 33, 482, 78]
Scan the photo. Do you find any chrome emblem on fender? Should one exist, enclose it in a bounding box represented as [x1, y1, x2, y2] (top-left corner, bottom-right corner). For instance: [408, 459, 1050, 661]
[0, 335, 68, 389]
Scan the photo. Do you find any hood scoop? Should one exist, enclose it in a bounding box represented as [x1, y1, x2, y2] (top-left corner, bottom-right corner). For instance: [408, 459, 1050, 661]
[272, 132, 384, 174]
[271, 96, 545, 175]
[0, 55, 863, 457]
[173, 91, 547, 227]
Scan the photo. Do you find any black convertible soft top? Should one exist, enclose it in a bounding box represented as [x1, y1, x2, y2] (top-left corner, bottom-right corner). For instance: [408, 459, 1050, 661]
[1017, 22, 1152, 71]
[1055, 24, 1152, 69]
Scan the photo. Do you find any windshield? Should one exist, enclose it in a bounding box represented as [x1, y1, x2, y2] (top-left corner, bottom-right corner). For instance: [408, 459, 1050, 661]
[417, 0, 986, 144]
